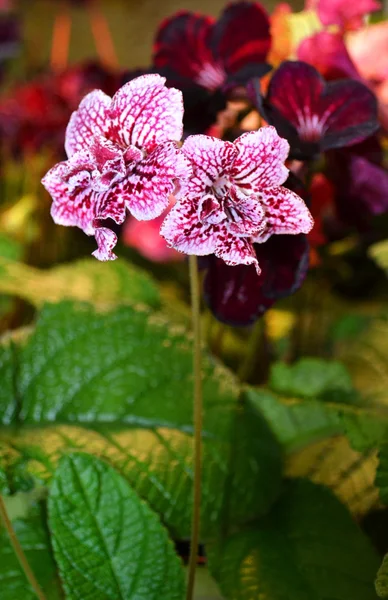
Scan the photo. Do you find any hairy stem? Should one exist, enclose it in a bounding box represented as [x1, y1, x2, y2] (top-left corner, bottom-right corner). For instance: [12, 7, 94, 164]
[0, 495, 47, 600]
[186, 255, 203, 600]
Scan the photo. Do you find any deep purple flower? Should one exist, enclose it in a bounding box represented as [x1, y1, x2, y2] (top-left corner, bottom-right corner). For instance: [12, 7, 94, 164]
[251, 61, 379, 160]
[161, 127, 313, 272]
[153, 2, 271, 93]
[42, 74, 191, 260]
[326, 142, 388, 228]
[203, 234, 309, 326]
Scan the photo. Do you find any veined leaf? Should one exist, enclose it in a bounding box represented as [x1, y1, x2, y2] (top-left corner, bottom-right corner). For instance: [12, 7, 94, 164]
[48, 453, 184, 600]
[0, 302, 282, 538]
[249, 388, 386, 515]
[208, 479, 380, 600]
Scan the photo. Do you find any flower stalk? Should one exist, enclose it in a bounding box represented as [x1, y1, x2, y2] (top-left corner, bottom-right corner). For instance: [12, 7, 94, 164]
[186, 255, 203, 600]
[0, 495, 47, 600]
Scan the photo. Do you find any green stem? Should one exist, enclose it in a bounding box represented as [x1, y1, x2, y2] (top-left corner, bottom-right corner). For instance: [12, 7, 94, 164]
[186, 255, 203, 600]
[0, 495, 47, 600]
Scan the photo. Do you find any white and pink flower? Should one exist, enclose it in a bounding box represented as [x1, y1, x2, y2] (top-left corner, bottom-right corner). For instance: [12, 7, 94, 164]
[160, 127, 313, 273]
[42, 74, 191, 260]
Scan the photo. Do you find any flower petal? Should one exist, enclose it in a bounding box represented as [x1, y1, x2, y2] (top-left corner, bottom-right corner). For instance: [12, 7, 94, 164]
[254, 186, 314, 242]
[314, 0, 381, 30]
[108, 74, 184, 152]
[180, 134, 237, 197]
[42, 162, 94, 232]
[215, 234, 259, 273]
[121, 141, 192, 220]
[211, 1, 271, 74]
[153, 12, 217, 87]
[297, 32, 361, 81]
[160, 195, 220, 256]
[43, 160, 126, 261]
[320, 80, 378, 150]
[230, 127, 290, 192]
[65, 89, 111, 158]
[203, 234, 309, 326]
[265, 61, 324, 137]
[92, 227, 118, 261]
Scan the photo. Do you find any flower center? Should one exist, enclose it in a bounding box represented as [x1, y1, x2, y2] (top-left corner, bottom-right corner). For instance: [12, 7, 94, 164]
[296, 110, 324, 142]
[195, 62, 226, 91]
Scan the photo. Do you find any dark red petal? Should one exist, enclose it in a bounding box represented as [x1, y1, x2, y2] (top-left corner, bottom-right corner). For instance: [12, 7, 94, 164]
[211, 1, 271, 75]
[249, 71, 321, 160]
[203, 234, 309, 326]
[153, 12, 218, 88]
[266, 61, 324, 135]
[320, 80, 379, 150]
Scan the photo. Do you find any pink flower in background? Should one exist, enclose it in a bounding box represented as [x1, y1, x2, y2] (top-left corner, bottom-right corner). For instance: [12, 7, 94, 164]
[42, 74, 191, 261]
[161, 127, 313, 273]
[123, 197, 183, 262]
[306, 0, 381, 30]
[297, 32, 361, 81]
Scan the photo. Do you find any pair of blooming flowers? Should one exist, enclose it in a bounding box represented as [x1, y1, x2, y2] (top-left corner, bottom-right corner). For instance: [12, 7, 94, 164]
[42, 74, 313, 274]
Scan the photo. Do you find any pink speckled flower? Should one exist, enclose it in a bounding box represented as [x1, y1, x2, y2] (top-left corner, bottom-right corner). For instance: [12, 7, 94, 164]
[42, 74, 191, 260]
[161, 127, 313, 273]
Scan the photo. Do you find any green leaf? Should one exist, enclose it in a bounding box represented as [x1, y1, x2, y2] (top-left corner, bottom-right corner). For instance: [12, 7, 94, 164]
[335, 314, 388, 409]
[0, 302, 282, 538]
[249, 388, 385, 516]
[269, 358, 354, 401]
[208, 479, 380, 600]
[0, 257, 160, 309]
[0, 503, 62, 599]
[48, 453, 184, 600]
[376, 555, 388, 598]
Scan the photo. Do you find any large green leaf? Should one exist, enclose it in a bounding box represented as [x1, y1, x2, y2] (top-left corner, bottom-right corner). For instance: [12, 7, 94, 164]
[0, 502, 62, 599]
[0, 302, 282, 538]
[208, 479, 380, 600]
[48, 453, 184, 600]
[0, 257, 160, 309]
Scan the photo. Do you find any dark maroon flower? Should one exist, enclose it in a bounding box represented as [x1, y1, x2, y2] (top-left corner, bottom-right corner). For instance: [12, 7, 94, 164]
[0, 61, 121, 157]
[326, 143, 388, 228]
[203, 234, 309, 326]
[251, 61, 379, 160]
[153, 3, 271, 94]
